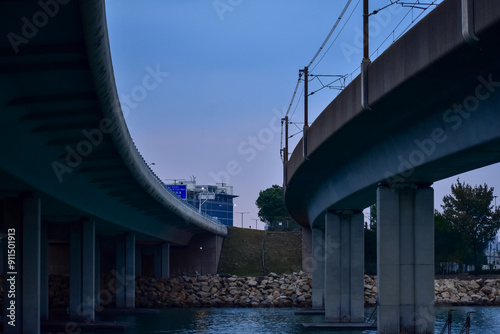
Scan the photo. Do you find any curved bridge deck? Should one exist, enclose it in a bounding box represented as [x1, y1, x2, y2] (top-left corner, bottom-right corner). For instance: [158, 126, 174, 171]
[0, 1, 226, 331]
[285, 0, 500, 227]
[285, 1, 500, 332]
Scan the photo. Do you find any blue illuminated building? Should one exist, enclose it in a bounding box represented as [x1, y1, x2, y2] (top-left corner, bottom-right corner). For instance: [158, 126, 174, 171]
[166, 180, 237, 227]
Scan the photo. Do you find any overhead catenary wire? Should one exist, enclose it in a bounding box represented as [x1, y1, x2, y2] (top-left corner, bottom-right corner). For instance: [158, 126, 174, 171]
[393, 0, 439, 39]
[283, 0, 353, 150]
[284, 72, 302, 117]
[311, 0, 361, 72]
[307, 0, 353, 69]
[282, 0, 442, 155]
[369, 0, 441, 58]
[341, 0, 441, 89]
[285, 0, 354, 121]
[369, 0, 398, 16]
[289, 86, 304, 121]
[309, 74, 348, 96]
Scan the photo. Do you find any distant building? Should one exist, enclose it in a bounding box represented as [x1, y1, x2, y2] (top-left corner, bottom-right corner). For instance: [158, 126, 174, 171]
[485, 235, 500, 269]
[166, 180, 237, 226]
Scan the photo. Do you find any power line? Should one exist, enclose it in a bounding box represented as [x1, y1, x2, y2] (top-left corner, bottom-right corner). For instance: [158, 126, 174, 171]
[369, 0, 398, 16]
[396, 1, 439, 10]
[289, 86, 304, 120]
[341, 0, 441, 89]
[283, 0, 443, 154]
[309, 74, 348, 96]
[284, 72, 302, 117]
[393, 0, 440, 39]
[312, 0, 361, 72]
[370, 0, 441, 58]
[307, 0, 353, 69]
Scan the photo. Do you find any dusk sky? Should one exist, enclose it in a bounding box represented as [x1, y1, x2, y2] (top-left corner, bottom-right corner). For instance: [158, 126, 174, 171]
[105, 0, 500, 230]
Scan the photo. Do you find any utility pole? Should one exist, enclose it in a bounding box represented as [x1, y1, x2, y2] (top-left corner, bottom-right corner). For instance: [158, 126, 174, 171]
[303, 66, 309, 158]
[304, 66, 309, 128]
[363, 0, 369, 61]
[283, 115, 289, 189]
[284, 116, 289, 164]
[251, 218, 259, 229]
[235, 212, 249, 228]
[361, 0, 371, 110]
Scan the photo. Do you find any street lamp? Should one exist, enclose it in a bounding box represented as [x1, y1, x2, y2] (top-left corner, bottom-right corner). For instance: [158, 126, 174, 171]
[198, 187, 210, 214]
[235, 212, 249, 228]
[251, 218, 259, 229]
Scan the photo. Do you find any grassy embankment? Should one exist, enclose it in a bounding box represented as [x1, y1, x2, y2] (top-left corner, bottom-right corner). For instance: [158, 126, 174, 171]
[218, 226, 302, 276]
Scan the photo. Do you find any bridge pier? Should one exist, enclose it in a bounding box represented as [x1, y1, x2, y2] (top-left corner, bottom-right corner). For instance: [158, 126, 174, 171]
[115, 233, 135, 308]
[70, 219, 96, 321]
[377, 185, 434, 334]
[301, 226, 313, 273]
[311, 226, 325, 309]
[95, 235, 101, 307]
[41, 221, 49, 321]
[154, 242, 170, 278]
[2, 196, 41, 334]
[324, 211, 364, 323]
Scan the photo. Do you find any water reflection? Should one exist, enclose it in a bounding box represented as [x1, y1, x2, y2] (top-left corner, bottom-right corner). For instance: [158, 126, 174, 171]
[78, 306, 500, 334]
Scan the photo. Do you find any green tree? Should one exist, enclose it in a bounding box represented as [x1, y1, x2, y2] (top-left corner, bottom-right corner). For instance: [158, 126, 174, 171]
[363, 204, 377, 274]
[441, 179, 500, 275]
[369, 204, 377, 230]
[256, 184, 299, 231]
[434, 210, 467, 273]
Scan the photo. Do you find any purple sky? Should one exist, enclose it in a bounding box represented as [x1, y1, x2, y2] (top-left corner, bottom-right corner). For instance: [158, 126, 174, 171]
[105, 0, 500, 230]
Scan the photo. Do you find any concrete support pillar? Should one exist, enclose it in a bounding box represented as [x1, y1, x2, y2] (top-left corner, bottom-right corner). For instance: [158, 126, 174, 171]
[154, 243, 170, 278]
[40, 222, 49, 321]
[95, 235, 101, 308]
[135, 244, 142, 277]
[301, 225, 313, 273]
[70, 219, 95, 321]
[377, 185, 435, 334]
[115, 233, 135, 308]
[324, 211, 364, 323]
[2, 196, 41, 334]
[311, 226, 325, 309]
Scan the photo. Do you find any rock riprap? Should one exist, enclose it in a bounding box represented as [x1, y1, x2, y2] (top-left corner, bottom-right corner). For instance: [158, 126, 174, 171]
[135, 271, 313, 308]
[36, 274, 500, 308]
[364, 276, 500, 306]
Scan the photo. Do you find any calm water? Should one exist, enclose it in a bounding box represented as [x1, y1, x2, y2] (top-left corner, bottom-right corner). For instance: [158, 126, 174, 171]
[79, 306, 500, 334]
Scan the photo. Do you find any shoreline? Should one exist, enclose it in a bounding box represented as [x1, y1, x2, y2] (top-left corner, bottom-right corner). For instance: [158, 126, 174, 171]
[42, 273, 500, 309]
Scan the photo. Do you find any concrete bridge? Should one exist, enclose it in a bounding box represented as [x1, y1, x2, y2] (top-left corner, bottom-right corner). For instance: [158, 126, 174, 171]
[285, 0, 500, 332]
[0, 0, 227, 332]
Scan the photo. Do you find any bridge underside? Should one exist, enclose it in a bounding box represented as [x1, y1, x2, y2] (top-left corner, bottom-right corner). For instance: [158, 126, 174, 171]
[288, 1, 500, 333]
[286, 0, 500, 225]
[0, 1, 226, 332]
